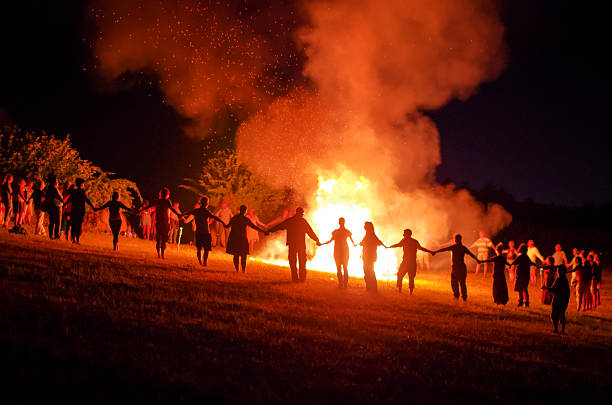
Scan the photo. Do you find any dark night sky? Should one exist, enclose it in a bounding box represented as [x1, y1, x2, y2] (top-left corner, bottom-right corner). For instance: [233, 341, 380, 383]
[0, 0, 610, 206]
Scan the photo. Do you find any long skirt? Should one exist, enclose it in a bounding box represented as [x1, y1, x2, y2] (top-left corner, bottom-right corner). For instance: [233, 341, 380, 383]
[493, 274, 509, 305]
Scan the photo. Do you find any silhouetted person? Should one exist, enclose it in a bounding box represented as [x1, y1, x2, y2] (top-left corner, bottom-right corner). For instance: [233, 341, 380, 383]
[527, 239, 545, 285]
[575, 254, 592, 311]
[32, 180, 46, 235]
[509, 244, 536, 307]
[359, 221, 387, 293]
[182, 196, 226, 266]
[226, 205, 267, 273]
[13, 178, 30, 229]
[321, 217, 356, 289]
[44, 176, 63, 239]
[591, 253, 602, 308]
[141, 188, 182, 259]
[268, 207, 320, 282]
[1, 173, 13, 227]
[95, 192, 135, 251]
[540, 257, 557, 305]
[552, 243, 569, 267]
[389, 229, 433, 294]
[214, 202, 233, 247]
[481, 244, 510, 305]
[433, 234, 479, 301]
[66, 178, 94, 244]
[25, 180, 34, 225]
[470, 231, 497, 276]
[542, 266, 573, 334]
[60, 182, 74, 240]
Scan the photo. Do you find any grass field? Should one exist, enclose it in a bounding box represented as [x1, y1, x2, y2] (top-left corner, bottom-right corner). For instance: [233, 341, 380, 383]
[1, 229, 611, 404]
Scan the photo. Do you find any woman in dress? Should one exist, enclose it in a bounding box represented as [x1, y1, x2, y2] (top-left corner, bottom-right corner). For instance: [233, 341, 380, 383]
[359, 221, 387, 293]
[226, 205, 267, 273]
[95, 191, 136, 251]
[246, 209, 267, 253]
[481, 243, 510, 305]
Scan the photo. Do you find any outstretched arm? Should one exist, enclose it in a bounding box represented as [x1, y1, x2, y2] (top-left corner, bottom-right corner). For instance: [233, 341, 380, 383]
[433, 246, 452, 254]
[417, 242, 434, 255]
[305, 222, 319, 244]
[94, 201, 110, 212]
[389, 241, 402, 248]
[268, 218, 290, 233]
[246, 218, 267, 234]
[118, 202, 137, 214]
[85, 196, 95, 210]
[466, 248, 479, 262]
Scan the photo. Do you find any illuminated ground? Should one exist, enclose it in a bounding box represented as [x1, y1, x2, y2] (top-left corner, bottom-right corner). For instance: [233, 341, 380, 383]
[1, 230, 610, 403]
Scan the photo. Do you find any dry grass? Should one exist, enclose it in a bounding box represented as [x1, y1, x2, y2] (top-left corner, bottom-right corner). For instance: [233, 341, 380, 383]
[1, 230, 611, 404]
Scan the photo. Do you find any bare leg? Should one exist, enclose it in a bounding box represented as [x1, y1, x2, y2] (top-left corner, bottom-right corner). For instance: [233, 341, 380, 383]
[474, 263, 480, 275]
[233, 255, 240, 272]
[202, 250, 209, 266]
[197, 248, 202, 265]
[240, 255, 247, 273]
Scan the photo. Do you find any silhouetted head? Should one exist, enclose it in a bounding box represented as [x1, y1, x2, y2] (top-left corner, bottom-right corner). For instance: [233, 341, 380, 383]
[575, 256, 583, 266]
[527, 240, 535, 247]
[479, 231, 485, 238]
[26, 180, 34, 188]
[112, 191, 119, 201]
[36, 180, 45, 190]
[545, 256, 554, 266]
[519, 244, 528, 255]
[47, 175, 57, 186]
[404, 229, 412, 238]
[558, 266, 567, 277]
[496, 242, 503, 252]
[159, 188, 170, 199]
[509, 240, 515, 248]
[454, 233, 462, 244]
[199, 196, 209, 207]
[64, 181, 72, 189]
[221, 202, 227, 209]
[572, 248, 579, 256]
[295, 207, 304, 217]
[239, 205, 247, 215]
[587, 252, 595, 262]
[143, 199, 149, 206]
[338, 217, 345, 227]
[17, 178, 25, 187]
[2, 174, 12, 184]
[364, 221, 374, 234]
[75, 178, 85, 188]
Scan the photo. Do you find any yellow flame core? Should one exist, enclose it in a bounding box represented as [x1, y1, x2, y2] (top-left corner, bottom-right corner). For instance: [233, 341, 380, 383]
[256, 170, 402, 281]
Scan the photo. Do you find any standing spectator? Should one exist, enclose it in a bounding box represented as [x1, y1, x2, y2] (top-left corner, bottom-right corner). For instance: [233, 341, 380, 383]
[1, 173, 14, 227]
[541, 257, 557, 305]
[433, 234, 480, 301]
[359, 221, 387, 293]
[13, 178, 30, 229]
[470, 231, 497, 276]
[572, 257, 589, 312]
[24, 180, 34, 225]
[527, 240, 545, 285]
[268, 207, 320, 283]
[246, 209, 267, 253]
[214, 201, 233, 247]
[552, 244, 569, 268]
[591, 253, 602, 308]
[32, 180, 46, 235]
[45, 176, 63, 239]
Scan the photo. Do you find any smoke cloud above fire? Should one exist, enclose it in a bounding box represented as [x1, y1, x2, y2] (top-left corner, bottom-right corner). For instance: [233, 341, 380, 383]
[92, 0, 512, 243]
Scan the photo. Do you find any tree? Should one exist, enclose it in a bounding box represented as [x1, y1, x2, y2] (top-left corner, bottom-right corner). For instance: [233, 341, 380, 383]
[181, 149, 289, 220]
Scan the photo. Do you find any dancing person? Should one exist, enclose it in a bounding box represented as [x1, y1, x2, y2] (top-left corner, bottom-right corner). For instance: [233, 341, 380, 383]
[320, 217, 356, 289]
[541, 257, 557, 305]
[32, 180, 46, 235]
[182, 196, 226, 266]
[471, 231, 497, 276]
[95, 192, 135, 251]
[433, 234, 479, 301]
[214, 201, 233, 247]
[268, 207, 320, 282]
[246, 209, 266, 253]
[66, 178, 94, 244]
[139, 200, 152, 240]
[527, 240, 545, 285]
[502, 241, 518, 281]
[510, 244, 537, 307]
[389, 229, 434, 294]
[481, 243, 510, 305]
[225, 205, 267, 273]
[44, 176, 63, 239]
[359, 221, 387, 293]
[542, 266, 572, 335]
[140, 188, 182, 259]
[1, 173, 14, 228]
[169, 202, 181, 244]
[552, 244, 569, 268]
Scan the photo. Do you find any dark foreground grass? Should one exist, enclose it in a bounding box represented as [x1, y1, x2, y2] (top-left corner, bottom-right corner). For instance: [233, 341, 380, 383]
[1, 231, 611, 404]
